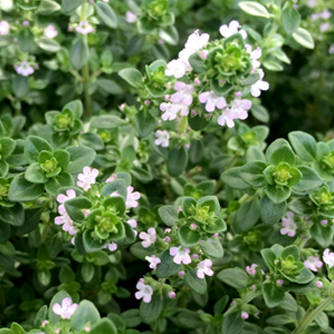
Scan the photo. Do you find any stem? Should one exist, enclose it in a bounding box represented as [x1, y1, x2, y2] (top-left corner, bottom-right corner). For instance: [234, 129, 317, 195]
[224, 290, 261, 317]
[292, 297, 333, 334]
[263, 21, 279, 48]
[179, 116, 188, 134]
[81, 1, 93, 118]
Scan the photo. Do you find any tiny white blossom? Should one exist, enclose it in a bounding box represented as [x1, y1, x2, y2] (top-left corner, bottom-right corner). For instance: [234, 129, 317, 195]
[199, 91, 226, 112]
[77, 167, 99, 191]
[280, 212, 297, 237]
[219, 20, 247, 39]
[52, 298, 78, 319]
[154, 130, 170, 147]
[126, 186, 140, 209]
[323, 249, 334, 268]
[197, 259, 214, 278]
[304, 256, 323, 272]
[139, 228, 157, 248]
[126, 11, 137, 23]
[250, 69, 269, 97]
[145, 255, 161, 270]
[0, 21, 10, 35]
[135, 281, 153, 303]
[169, 246, 191, 265]
[15, 61, 34, 76]
[76, 21, 94, 34]
[44, 25, 58, 39]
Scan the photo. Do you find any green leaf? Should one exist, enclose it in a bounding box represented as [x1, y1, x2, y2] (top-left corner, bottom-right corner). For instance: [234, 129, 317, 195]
[45, 172, 74, 197]
[184, 269, 207, 294]
[121, 309, 141, 328]
[188, 52, 206, 73]
[217, 268, 249, 289]
[177, 310, 203, 329]
[288, 131, 316, 162]
[221, 167, 250, 190]
[139, 294, 163, 324]
[281, 3, 301, 35]
[281, 245, 300, 260]
[188, 113, 211, 131]
[158, 205, 178, 227]
[17, 29, 34, 52]
[155, 250, 181, 278]
[64, 100, 83, 119]
[8, 173, 44, 202]
[25, 136, 52, 164]
[233, 197, 260, 232]
[263, 60, 284, 72]
[0, 203, 25, 226]
[222, 312, 244, 334]
[292, 28, 314, 49]
[262, 282, 285, 308]
[167, 146, 188, 177]
[65, 197, 92, 222]
[81, 262, 95, 282]
[158, 25, 179, 45]
[265, 184, 291, 204]
[97, 79, 123, 95]
[202, 237, 224, 258]
[11, 323, 25, 334]
[292, 166, 322, 193]
[118, 68, 143, 89]
[135, 109, 156, 138]
[13, 76, 29, 98]
[310, 223, 334, 248]
[269, 146, 296, 166]
[240, 161, 267, 188]
[238, 1, 270, 18]
[83, 230, 106, 253]
[91, 115, 124, 129]
[89, 318, 117, 334]
[260, 248, 277, 271]
[38, 36, 61, 53]
[62, 0, 84, 13]
[260, 195, 286, 225]
[70, 38, 89, 70]
[251, 105, 269, 123]
[25, 163, 47, 184]
[179, 226, 201, 247]
[66, 146, 96, 174]
[95, 2, 118, 28]
[13, 207, 43, 236]
[181, 196, 197, 216]
[71, 300, 101, 331]
[38, 0, 61, 15]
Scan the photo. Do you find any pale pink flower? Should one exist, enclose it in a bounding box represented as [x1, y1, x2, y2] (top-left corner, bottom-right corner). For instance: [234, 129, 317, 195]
[280, 212, 297, 237]
[320, 22, 329, 33]
[197, 259, 214, 278]
[168, 291, 176, 298]
[57, 189, 76, 205]
[15, 61, 34, 76]
[307, 0, 317, 8]
[77, 167, 99, 191]
[55, 205, 77, 235]
[126, 186, 140, 208]
[145, 255, 161, 270]
[126, 11, 137, 23]
[320, 9, 331, 19]
[246, 44, 262, 71]
[250, 69, 269, 97]
[135, 281, 153, 303]
[228, 98, 252, 120]
[127, 219, 138, 236]
[165, 59, 188, 79]
[219, 20, 247, 39]
[44, 25, 58, 39]
[323, 249, 334, 268]
[42, 320, 49, 327]
[171, 82, 194, 106]
[76, 22, 94, 34]
[154, 130, 170, 147]
[328, 44, 334, 54]
[160, 102, 179, 121]
[52, 298, 78, 319]
[304, 256, 323, 272]
[184, 29, 210, 52]
[246, 264, 258, 276]
[139, 228, 156, 248]
[106, 242, 117, 252]
[217, 110, 237, 128]
[241, 311, 249, 320]
[316, 281, 323, 288]
[199, 91, 226, 112]
[169, 246, 191, 265]
[0, 21, 9, 35]
[106, 175, 117, 183]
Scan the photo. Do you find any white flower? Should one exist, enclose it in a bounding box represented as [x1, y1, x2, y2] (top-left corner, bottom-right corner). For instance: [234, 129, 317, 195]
[135, 281, 153, 303]
[55, 205, 77, 236]
[44, 25, 58, 39]
[139, 228, 156, 248]
[320, 22, 329, 33]
[145, 255, 161, 270]
[160, 102, 179, 121]
[219, 20, 247, 39]
[246, 44, 262, 71]
[0, 21, 9, 35]
[171, 82, 194, 106]
[323, 249, 334, 268]
[15, 61, 34, 77]
[154, 130, 170, 147]
[165, 59, 188, 79]
[76, 21, 94, 34]
[56, 189, 76, 205]
[228, 98, 252, 120]
[52, 298, 78, 319]
[127, 219, 138, 236]
[329, 44, 334, 54]
[77, 167, 99, 191]
[250, 69, 269, 97]
[320, 9, 331, 20]
[169, 246, 191, 265]
[126, 186, 140, 209]
[197, 259, 214, 278]
[307, 0, 317, 8]
[126, 11, 137, 23]
[184, 29, 210, 53]
[280, 211, 297, 237]
[199, 91, 226, 112]
[106, 242, 117, 252]
[304, 256, 323, 272]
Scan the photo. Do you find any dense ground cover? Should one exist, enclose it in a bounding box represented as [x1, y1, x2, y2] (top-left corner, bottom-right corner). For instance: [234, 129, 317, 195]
[0, 0, 334, 333]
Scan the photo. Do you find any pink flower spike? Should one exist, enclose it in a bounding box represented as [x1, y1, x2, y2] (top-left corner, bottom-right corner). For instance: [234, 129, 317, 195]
[77, 167, 99, 191]
[126, 186, 141, 209]
[139, 228, 157, 248]
[304, 256, 323, 272]
[145, 255, 161, 270]
[52, 298, 78, 319]
[135, 281, 153, 303]
[197, 259, 214, 278]
[170, 246, 191, 265]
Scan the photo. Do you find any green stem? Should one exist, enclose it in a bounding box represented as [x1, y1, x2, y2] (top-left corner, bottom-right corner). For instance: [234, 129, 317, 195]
[224, 290, 261, 317]
[263, 21, 279, 48]
[81, 1, 93, 118]
[179, 116, 188, 134]
[292, 297, 333, 334]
